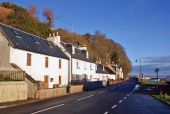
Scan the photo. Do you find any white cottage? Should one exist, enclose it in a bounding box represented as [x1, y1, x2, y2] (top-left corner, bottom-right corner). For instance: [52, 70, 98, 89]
[47, 35, 97, 83]
[61, 43, 96, 82]
[95, 64, 116, 81]
[95, 64, 109, 81]
[0, 23, 69, 88]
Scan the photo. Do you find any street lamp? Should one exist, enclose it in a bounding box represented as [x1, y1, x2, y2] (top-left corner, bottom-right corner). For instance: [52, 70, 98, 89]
[135, 58, 142, 78]
[155, 68, 159, 89]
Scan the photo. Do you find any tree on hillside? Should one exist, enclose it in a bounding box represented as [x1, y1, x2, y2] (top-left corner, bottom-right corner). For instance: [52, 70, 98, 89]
[43, 8, 54, 28]
[27, 5, 38, 19]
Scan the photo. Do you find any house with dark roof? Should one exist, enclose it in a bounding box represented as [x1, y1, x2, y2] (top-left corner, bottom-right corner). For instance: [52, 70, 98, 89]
[95, 64, 109, 81]
[48, 34, 96, 82]
[0, 23, 69, 88]
[95, 64, 116, 81]
[104, 66, 116, 80]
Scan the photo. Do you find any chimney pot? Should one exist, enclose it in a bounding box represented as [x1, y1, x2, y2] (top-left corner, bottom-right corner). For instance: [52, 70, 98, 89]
[53, 33, 55, 37]
[56, 32, 59, 36]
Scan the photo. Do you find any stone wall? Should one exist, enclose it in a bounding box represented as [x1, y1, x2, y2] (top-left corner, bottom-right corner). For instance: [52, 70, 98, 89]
[36, 87, 68, 99]
[70, 85, 83, 94]
[0, 81, 27, 103]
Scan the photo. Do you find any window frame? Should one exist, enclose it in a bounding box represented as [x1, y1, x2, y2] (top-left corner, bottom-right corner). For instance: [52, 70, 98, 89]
[27, 53, 32, 66]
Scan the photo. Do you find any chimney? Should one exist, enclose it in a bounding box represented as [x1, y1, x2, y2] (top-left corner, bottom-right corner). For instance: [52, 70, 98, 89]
[86, 51, 89, 59]
[103, 65, 105, 71]
[47, 32, 60, 46]
[72, 46, 75, 54]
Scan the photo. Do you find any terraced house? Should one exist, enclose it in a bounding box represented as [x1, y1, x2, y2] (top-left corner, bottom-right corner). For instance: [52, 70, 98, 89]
[0, 23, 69, 88]
[48, 34, 96, 82]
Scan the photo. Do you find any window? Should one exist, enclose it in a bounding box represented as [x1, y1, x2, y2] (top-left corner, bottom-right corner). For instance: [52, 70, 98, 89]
[90, 64, 92, 70]
[45, 57, 48, 68]
[50, 78, 54, 82]
[59, 59, 62, 69]
[31, 36, 40, 44]
[13, 29, 22, 38]
[27, 53, 32, 66]
[76, 61, 80, 69]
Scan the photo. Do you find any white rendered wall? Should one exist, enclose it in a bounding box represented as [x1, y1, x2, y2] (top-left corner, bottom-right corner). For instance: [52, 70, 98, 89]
[72, 58, 96, 80]
[9, 47, 69, 88]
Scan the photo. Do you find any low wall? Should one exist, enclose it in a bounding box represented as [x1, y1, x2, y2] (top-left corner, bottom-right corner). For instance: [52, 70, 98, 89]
[108, 80, 118, 85]
[70, 85, 83, 94]
[0, 81, 27, 103]
[84, 81, 106, 91]
[36, 87, 68, 99]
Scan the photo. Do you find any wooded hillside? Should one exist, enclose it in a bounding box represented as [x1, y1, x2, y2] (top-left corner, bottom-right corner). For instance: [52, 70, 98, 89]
[0, 2, 132, 78]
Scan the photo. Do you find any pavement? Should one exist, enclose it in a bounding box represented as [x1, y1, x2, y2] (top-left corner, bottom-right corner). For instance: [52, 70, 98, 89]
[0, 80, 170, 114]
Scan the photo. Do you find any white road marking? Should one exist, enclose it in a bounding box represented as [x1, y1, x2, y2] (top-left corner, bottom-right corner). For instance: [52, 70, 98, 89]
[124, 97, 127, 99]
[99, 90, 105, 93]
[119, 100, 123, 103]
[30, 104, 64, 114]
[104, 111, 109, 114]
[112, 105, 117, 109]
[77, 94, 94, 101]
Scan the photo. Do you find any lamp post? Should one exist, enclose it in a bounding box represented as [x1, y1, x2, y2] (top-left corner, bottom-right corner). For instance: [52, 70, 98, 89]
[135, 58, 142, 78]
[155, 68, 159, 89]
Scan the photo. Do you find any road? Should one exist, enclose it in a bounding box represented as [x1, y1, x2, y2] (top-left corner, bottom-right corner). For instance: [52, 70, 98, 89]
[0, 80, 170, 114]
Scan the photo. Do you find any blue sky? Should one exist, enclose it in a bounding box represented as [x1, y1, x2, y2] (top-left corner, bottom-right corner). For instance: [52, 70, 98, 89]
[1, 0, 170, 76]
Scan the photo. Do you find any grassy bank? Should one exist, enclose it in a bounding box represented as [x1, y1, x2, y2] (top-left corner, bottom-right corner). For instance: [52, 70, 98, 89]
[152, 94, 170, 105]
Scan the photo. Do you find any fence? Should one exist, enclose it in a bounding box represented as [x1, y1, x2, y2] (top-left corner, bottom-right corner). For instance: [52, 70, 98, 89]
[0, 67, 26, 81]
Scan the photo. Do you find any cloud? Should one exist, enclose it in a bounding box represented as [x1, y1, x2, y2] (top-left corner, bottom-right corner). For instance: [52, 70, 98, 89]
[132, 64, 170, 76]
[132, 55, 170, 76]
[143, 56, 170, 64]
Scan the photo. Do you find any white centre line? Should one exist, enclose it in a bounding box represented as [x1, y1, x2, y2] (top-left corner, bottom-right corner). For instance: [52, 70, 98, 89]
[124, 97, 127, 99]
[112, 105, 117, 109]
[30, 104, 64, 114]
[77, 94, 94, 101]
[104, 111, 109, 114]
[119, 100, 123, 103]
[99, 90, 105, 93]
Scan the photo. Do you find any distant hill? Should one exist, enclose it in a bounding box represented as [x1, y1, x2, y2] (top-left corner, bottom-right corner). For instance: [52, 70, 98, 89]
[0, 2, 132, 78]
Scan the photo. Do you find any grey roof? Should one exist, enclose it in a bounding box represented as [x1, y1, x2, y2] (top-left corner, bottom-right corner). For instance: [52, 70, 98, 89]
[96, 64, 108, 74]
[0, 23, 69, 59]
[104, 66, 116, 75]
[61, 42, 93, 62]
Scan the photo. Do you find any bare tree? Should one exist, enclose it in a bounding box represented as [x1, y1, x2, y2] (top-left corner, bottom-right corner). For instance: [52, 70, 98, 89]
[28, 5, 37, 18]
[43, 8, 54, 27]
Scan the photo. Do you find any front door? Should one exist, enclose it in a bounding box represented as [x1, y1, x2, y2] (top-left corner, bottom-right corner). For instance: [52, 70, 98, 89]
[44, 75, 49, 89]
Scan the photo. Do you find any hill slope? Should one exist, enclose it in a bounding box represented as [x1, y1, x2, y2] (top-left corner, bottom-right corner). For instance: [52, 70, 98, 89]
[0, 2, 132, 78]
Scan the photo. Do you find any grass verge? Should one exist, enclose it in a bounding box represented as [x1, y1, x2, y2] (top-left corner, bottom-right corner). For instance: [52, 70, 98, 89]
[152, 94, 170, 105]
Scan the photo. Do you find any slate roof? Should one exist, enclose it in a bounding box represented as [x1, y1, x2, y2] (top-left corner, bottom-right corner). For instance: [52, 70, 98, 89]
[61, 42, 93, 62]
[104, 66, 116, 75]
[0, 23, 69, 59]
[96, 64, 108, 74]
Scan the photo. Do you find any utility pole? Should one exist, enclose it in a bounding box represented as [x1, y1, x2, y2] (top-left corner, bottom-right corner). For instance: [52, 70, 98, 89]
[155, 68, 159, 89]
[136, 58, 142, 78]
